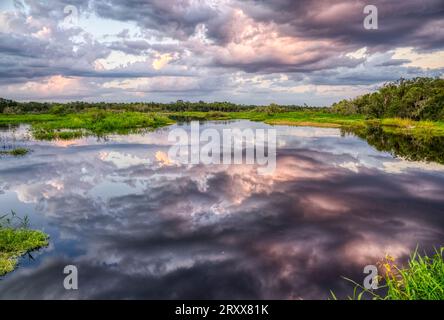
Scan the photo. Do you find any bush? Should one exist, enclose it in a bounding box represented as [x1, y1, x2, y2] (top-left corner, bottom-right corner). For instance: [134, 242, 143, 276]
[332, 78, 444, 121]
[49, 105, 66, 115]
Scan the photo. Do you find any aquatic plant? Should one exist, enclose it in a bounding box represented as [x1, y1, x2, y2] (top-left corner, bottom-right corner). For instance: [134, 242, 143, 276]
[331, 247, 444, 300]
[28, 111, 173, 140]
[0, 147, 29, 156]
[0, 211, 49, 276]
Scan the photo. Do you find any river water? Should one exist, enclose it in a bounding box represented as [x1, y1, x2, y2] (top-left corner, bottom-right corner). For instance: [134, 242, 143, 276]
[0, 120, 443, 299]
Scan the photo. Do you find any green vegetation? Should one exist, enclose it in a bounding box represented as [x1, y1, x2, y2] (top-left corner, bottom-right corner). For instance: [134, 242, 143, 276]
[332, 77, 444, 121]
[331, 247, 444, 300]
[0, 147, 29, 156]
[167, 110, 364, 125]
[0, 109, 173, 140]
[1, 109, 444, 142]
[0, 97, 324, 114]
[0, 77, 443, 140]
[2, 77, 441, 120]
[166, 111, 444, 136]
[233, 110, 367, 127]
[343, 125, 444, 164]
[0, 211, 49, 276]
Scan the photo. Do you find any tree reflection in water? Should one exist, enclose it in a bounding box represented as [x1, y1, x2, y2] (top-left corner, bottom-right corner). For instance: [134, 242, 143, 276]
[343, 125, 444, 164]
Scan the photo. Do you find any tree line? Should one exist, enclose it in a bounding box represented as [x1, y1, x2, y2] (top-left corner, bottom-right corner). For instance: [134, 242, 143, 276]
[332, 77, 444, 121]
[1, 77, 443, 120]
[0, 99, 322, 114]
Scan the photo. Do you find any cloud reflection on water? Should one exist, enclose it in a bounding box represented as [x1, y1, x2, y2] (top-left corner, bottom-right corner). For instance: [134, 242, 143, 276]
[0, 121, 443, 299]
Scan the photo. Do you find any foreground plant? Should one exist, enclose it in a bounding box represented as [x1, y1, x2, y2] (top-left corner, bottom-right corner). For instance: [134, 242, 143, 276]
[331, 247, 444, 300]
[0, 147, 29, 156]
[0, 211, 49, 276]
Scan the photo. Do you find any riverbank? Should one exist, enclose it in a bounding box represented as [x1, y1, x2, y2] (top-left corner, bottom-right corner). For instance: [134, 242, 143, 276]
[0, 111, 173, 140]
[168, 111, 444, 136]
[2, 110, 444, 140]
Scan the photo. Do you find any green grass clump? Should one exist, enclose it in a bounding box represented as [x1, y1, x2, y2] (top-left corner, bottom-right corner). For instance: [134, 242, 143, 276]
[382, 248, 444, 300]
[332, 247, 444, 300]
[0, 147, 29, 156]
[32, 128, 84, 140]
[0, 110, 173, 140]
[0, 114, 60, 125]
[0, 211, 49, 276]
[0, 229, 49, 276]
[30, 110, 173, 140]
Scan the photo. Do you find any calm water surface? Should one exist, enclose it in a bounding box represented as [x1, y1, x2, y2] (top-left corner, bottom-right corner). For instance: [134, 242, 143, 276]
[0, 120, 443, 299]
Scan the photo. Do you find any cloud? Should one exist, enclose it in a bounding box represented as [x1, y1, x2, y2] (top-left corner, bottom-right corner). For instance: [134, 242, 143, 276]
[2, 75, 95, 100]
[94, 51, 147, 71]
[152, 53, 173, 70]
[392, 47, 444, 69]
[241, 0, 444, 50]
[0, 0, 442, 103]
[92, 0, 220, 40]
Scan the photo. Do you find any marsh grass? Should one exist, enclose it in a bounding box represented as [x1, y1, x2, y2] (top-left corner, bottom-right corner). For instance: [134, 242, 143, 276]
[31, 110, 173, 140]
[331, 247, 444, 300]
[0, 211, 49, 276]
[0, 110, 173, 140]
[380, 118, 444, 136]
[165, 111, 231, 122]
[221, 111, 444, 136]
[1, 110, 444, 140]
[0, 147, 29, 156]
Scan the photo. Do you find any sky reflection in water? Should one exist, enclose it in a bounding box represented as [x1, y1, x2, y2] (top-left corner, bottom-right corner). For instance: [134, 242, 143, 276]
[0, 120, 443, 299]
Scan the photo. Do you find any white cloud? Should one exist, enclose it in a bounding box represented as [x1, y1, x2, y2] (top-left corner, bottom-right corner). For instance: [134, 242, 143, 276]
[94, 51, 147, 70]
[152, 53, 173, 70]
[346, 47, 368, 60]
[392, 47, 444, 69]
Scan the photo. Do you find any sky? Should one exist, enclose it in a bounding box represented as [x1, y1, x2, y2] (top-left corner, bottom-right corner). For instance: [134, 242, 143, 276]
[0, 0, 443, 105]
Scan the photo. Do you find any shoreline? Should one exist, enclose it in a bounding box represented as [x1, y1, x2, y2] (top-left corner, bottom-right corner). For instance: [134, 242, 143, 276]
[1, 111, 444, 139]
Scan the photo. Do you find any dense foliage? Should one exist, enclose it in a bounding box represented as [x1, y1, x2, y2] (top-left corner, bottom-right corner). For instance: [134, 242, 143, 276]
[332, 77, 444, 121]
[1, 77, 442, 121]
[0, 98, 323, 114]
[342, 125, 444, 164]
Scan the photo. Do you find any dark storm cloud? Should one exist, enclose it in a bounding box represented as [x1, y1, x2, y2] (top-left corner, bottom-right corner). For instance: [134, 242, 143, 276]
[304, 66, 444, 86]
[88, 0, 444, 50]
[213, 53, 364, 74]
[92, 0, 219, 39]
[0, 33, 46, 58]
[86, 0, 444, 67]
[0, 0, 443, 101]
[241, 0, 444, 50]
[0, 31, 192, 84]
[203, 0, 444, 74]
[376, 59, 411, 67]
